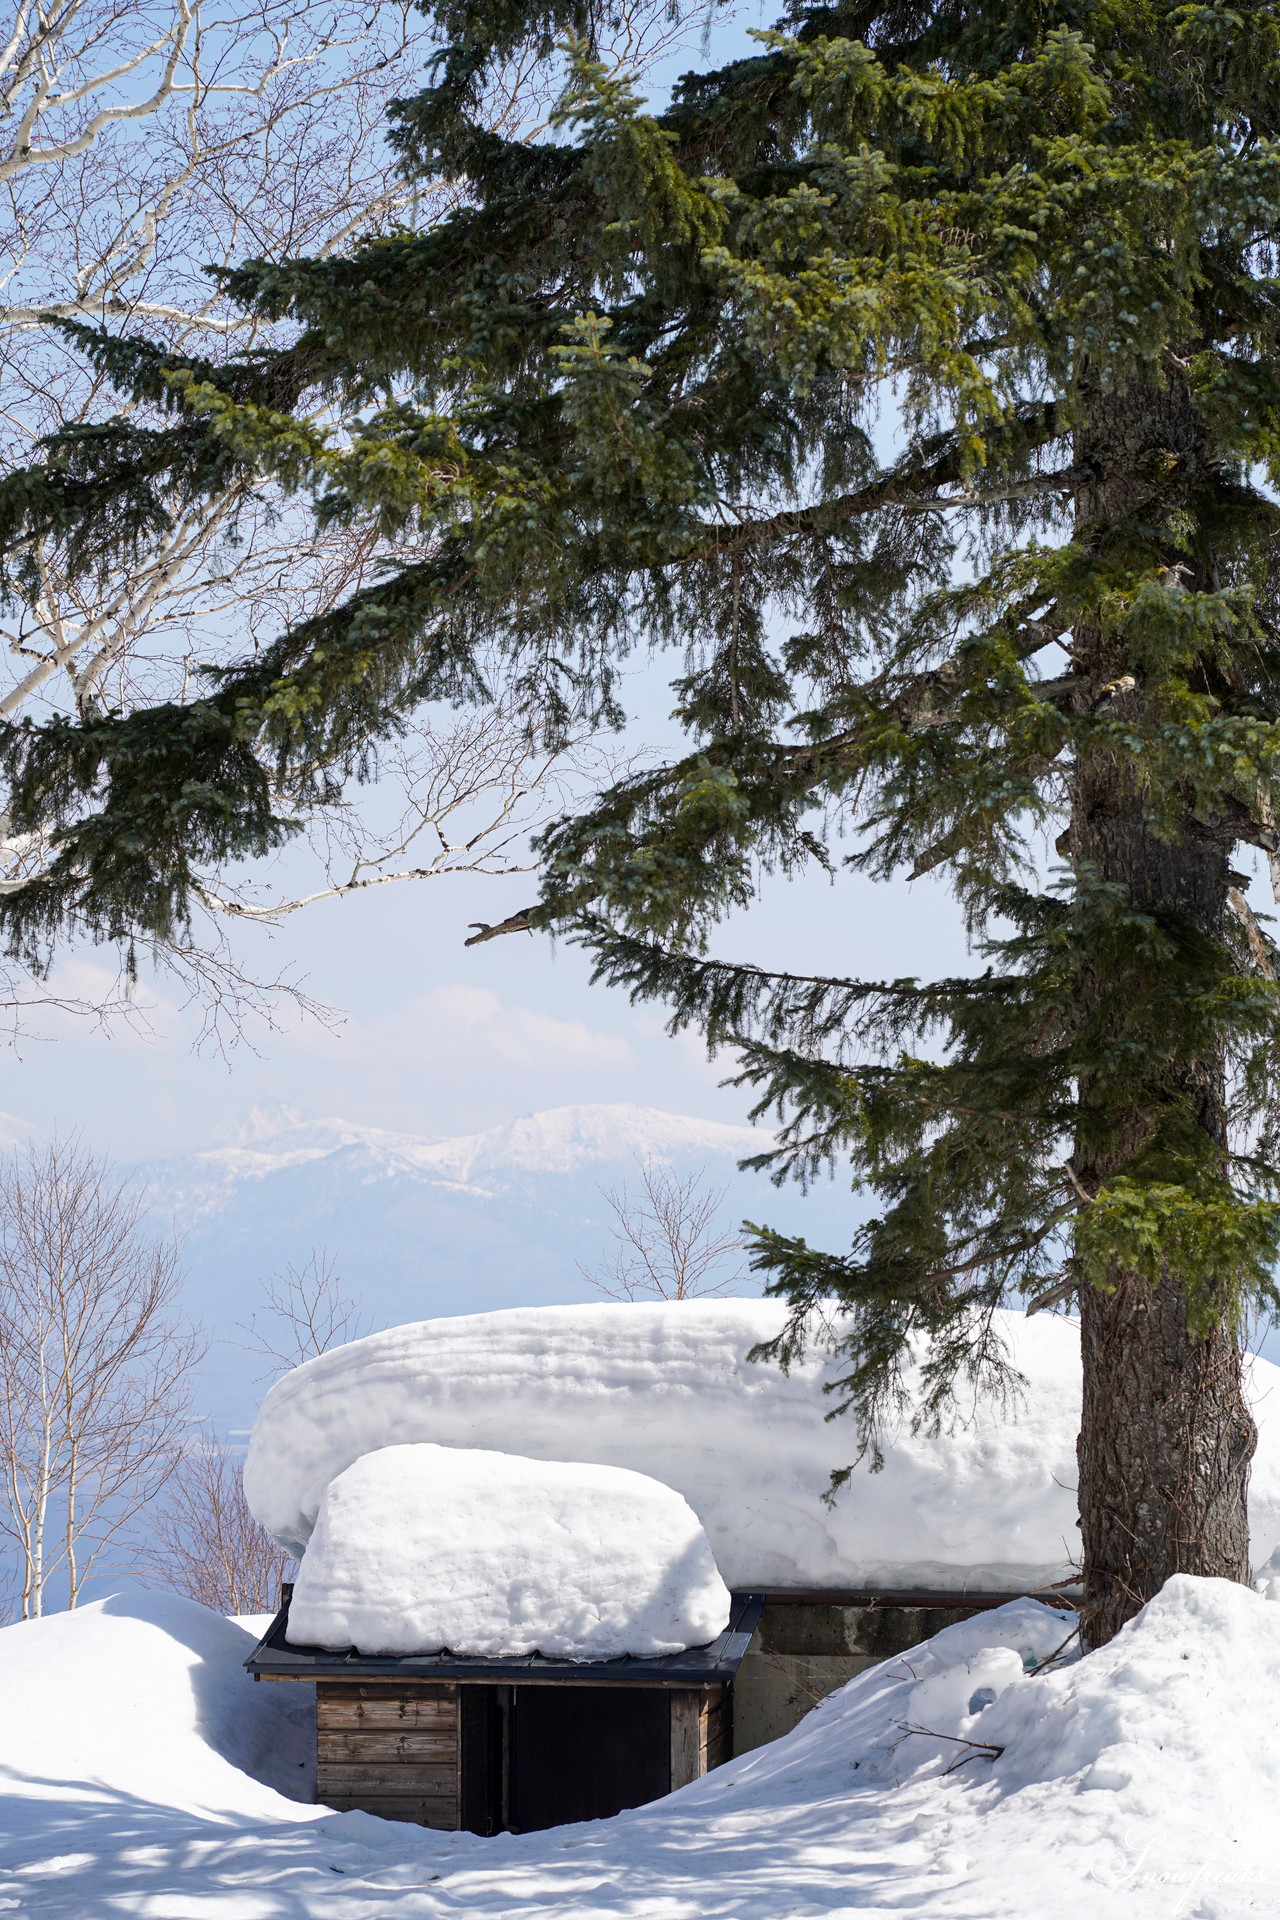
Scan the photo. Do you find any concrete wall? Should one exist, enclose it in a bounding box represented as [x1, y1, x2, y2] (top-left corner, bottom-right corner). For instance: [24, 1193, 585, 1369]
[732, 1600, 988, 1755]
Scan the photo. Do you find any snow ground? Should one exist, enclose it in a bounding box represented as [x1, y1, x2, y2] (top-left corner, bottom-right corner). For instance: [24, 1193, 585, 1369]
[287, 1443, 730, 1657]
[2, 1579, 1280, 1918]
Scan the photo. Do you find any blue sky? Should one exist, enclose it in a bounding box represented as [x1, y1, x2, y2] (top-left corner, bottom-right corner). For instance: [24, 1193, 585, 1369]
[4, 706, 971, 1160]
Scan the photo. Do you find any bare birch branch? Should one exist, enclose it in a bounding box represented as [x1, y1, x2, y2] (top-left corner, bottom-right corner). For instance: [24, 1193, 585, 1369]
[139, 1436, 292, 1615]
[236, 1249, 371, 1379]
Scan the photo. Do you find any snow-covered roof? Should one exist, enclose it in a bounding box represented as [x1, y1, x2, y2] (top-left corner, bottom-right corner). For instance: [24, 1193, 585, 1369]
[285, 1443, 732, 1660]
[244, 1300, 1280, 1593]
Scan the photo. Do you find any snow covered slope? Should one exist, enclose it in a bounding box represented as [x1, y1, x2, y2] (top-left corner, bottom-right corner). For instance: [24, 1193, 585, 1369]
[3, 1576, 1280, 1917]
[140, 1102, 773, 1228]
[0, 1106, 40, 1153]
[244, 1300, 1280, 1590]
[144, 1098, 775, 1213]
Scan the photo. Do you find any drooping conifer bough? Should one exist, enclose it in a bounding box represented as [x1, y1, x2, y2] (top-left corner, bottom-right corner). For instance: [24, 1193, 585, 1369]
[6, 0, 1280, 1642]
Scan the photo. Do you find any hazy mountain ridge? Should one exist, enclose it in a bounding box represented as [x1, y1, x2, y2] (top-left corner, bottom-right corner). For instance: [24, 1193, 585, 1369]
[153, 1102, 769, 1206]
[134, 1104, 777, 1237]
[119, 1103, 857, 1428]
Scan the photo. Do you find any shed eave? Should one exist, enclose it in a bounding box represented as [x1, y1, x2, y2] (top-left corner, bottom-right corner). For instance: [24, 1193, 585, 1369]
[245, 1589, 765, 1685]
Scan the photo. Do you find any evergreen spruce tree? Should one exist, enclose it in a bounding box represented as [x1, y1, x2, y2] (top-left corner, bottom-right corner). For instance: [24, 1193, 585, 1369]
[7, 0, 1280, 1639]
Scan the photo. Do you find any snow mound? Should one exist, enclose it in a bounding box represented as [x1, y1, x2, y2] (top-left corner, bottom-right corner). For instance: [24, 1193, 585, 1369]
[1255, 1544, 1280, 1602]
[710, 1574, 1280, 1914]
[287, 1443, 731, 1658]
[245, 1300, 1280, 1591]
[0, 1587, 317, 1844]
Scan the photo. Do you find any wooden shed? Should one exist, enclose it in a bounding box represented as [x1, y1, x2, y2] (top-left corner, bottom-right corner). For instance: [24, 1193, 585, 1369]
[246, 1581, 1080, 1833]
[246, 1585, 763, 1834]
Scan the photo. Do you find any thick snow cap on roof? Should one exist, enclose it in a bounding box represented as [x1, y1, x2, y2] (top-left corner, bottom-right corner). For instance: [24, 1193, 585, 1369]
[286, 1442, 732, 1659]
[245, 1300, 1280, 1592]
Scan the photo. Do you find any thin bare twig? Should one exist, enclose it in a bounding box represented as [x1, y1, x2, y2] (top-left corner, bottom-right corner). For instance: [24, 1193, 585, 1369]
[236, 1250, 371, 1380]
[140, 1435, 293, 1615]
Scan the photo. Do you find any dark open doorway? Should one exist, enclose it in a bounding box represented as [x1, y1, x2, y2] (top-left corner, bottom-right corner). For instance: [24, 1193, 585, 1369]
[508, 1685, 671, 1831]
[460, 1683, 673, 1834]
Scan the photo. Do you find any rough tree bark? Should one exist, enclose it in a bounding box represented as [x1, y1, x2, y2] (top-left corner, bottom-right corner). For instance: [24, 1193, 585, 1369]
[1070, 380, 1257, 1645]
[1077, 1276, 1254, 1644]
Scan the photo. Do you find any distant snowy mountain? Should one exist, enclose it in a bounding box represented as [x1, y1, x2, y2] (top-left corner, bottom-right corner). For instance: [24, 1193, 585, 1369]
[130, 1102, 858, 1429]
[155, 1101, 769, 1210]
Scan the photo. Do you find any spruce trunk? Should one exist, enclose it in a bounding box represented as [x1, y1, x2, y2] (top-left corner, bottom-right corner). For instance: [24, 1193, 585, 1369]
[1076, 1274, 1253, 1643]
[1071, 382, 1256, 1644]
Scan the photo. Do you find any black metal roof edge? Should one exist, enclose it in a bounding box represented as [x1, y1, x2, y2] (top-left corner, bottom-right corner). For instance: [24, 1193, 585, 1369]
[760, 1586, 1082, 1608]
[245, 1589, 766, 1684]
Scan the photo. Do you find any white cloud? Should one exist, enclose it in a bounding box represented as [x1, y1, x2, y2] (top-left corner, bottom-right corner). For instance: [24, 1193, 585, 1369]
[628, 1006, 730, 1086]
[397, 985, 635, 1073]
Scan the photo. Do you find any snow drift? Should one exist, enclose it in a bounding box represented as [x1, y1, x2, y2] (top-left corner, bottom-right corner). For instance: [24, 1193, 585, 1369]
[0, 1588, 316, 1834]
[245, 1300, 1280, 1590]
[4, 1575, 1280, 1916]
[286, 1442, 731, 1657]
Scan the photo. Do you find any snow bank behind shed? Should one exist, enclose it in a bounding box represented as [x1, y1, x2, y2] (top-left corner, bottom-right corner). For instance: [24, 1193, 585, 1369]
[245, 1300, 1280, 1591]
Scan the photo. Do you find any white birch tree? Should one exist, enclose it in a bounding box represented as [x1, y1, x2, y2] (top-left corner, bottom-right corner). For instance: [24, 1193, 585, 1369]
[0, 1136, 203, 1617]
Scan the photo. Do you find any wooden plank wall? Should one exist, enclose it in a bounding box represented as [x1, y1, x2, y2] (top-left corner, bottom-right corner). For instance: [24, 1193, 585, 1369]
[316, 1679, 732, 1826]
[316, 1682, 460, 1828]
[703, 1686, 731, 1773]
[669, 1686, 728, 1791]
